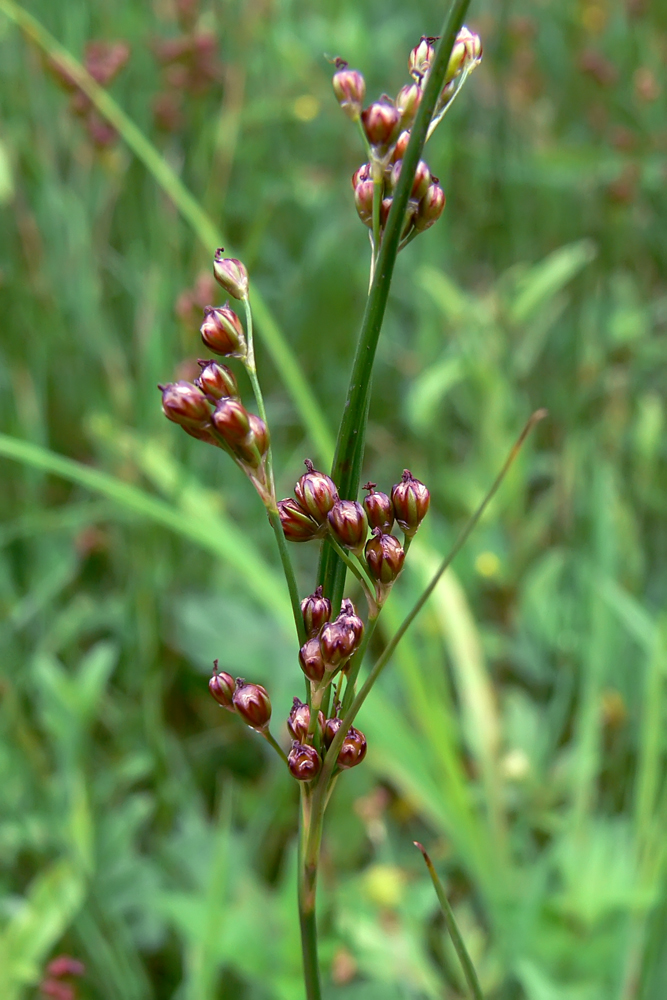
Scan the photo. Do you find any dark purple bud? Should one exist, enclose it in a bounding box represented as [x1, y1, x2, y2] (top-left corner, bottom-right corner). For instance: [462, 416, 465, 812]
[354, 178, 375, 229]
[391, 159, 432, 201]
[288, 741, 321, 781]
[248, 413, 270, 457]
[287, 697, 324, 742]
[337, 726, 367, 769]
[213, 248, 249, 300]
[232, 678, 271, 731]
[391, 469, 431, 536]
[351, 162, 372, 189]
[301, 585, 332, 638]
[277, 499, 322, 543]
[332, 58, 366, 121]
[408, 36, 437, 82]
[320, 620, 357, 667]
[337, 598, 365, 645]
[200, 304, 246, 357]
[414, 183, 446, 232]
[160, 381, 211, 428]
[365, 529, 405, 585]
[294, 459, 339, 523]
[195, 360, 239, 399]
[211, 397, 251, 443]
[323, 716, 343, 749]
[209, 660, 235, 710]
[361, 99, 401, 148]
[327, 499, 368, 554]
[299, 637, 326, 683]
[395, 82, 421, 127]
[363, 482, 395, 533]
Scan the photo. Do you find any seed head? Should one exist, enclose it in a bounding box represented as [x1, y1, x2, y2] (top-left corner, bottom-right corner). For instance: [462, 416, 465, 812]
[294, 459, 339, 523]
[159, 381, 211, 428]
[365, 529, 405, 585]
[332, 58, 366, 121]
[351, 162, 372, 189]
[209, 661, 236, 710]
[354, 178, 375, 229]
[337, 598, 365, 645]
[395, 82, 421, 128]
[363, 483, 395, 533]
[445, 26, 483, 85]
[287, 697, 322, 742]
[232, 678, 271, 731]
[391, 158, 432, 201]
[288, 741, 322, 781]
[200, 304, 246, 358]
[299, 637, 326, 683]
[414, 182, 446, 232]
[195, 360, 239, 400]
[211, 397, 251, 443]
[327, 499, 369, 555]
[278, 498, 322, 542]
[337, 726, 367, 769]
[408, 36, 437, 83]
[320, 620, 357, 668]
[391, 470, 431, 536]
[323, 716, 343, 749]
[213, 249, 249, 300]
[301, 586, 332, 638]
[361, 99, 401, 149]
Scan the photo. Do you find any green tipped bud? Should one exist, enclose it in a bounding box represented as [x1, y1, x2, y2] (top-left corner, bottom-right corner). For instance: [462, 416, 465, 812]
[288, 741, 321, 781]
[396, 82, 422, 128]
[233, 414, 268, 469]
[213, 249, 249, 300]
[391, 469, 431, 536]
[211, 397, 251, 443]
[301, 586, 332, 638]
[195, 360, 239, 399]
[209, 660, 235, 710]
[445, 26, 483, 84]
[159, 380, 212, 428]
[365, 528, 405, 585]
[414, 182, 446, 232]
[323, 716, 343, 749]
[363, 482, 395, 533]
[337, 598, 365, 645]
[337, 726, 367, 769]
[391, 158, 432, 201]
[232, 678, 271, 731]
[294, 459, 339, 523]
[361, 99, 401, 149]
[299, 637, 326, 683]
[277, 498, 322, 542]
[391, 130, 411, 162]
[248, 413, 270, 456]
[408, 36, 437, 83]
[319, 620, 357, 668]
[287, 697, 324, 742]
[332, 58, 366, 121]
[200, 304, 246, 358]
[354, 178, 375, 229]
[328, 500, 368, 554]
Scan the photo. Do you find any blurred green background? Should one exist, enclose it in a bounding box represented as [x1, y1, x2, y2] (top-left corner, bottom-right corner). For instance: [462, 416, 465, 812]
[1, 0, 666, 997]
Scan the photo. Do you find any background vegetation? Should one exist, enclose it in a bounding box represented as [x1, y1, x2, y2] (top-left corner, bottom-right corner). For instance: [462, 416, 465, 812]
[1, 0, 666, 997]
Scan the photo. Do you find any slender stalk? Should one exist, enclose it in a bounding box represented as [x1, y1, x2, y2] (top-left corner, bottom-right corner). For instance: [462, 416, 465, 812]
[267, 508, 307, 647]
[262, 730, 289, 764]
[298, 789, 323, 1000]
[326, 535, 376, 610]
[415, 842, 484, 1000]
[319, 0, 473, 607]
[242, 297, 274, 489]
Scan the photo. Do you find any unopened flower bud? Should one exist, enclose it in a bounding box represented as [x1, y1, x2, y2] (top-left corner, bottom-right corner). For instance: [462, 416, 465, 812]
[159, 381, 211, 428]
[392, 130, 410, 162]
[288, 698, 312, 742]
[396, 82, 421, 128]
[200, 304, 246, 357]
[278, 499, 322, 542]
[337, 598, 365, 645]
[211, 397, 251, 443]
[363, 482, 395, 532]
[365, 528, 405, 585]
[337, 726, 367, 769]
[445, 26, 482, 84]
[320, 620, 357, 668]
[299, 637, 326, 683]
[409, 36, 437, 83]
[327, 499, 368, 554]
[294, 459, 339, 523]
[233, 678, 271, 731]
[195, 360, 239, 399]
[391, 158, 432, 201]
[332, 58, 366, 121]
[391, 469, 431, 536]
[361, 99, 401, 149]
[46, 956, 85, 978]
[354, 178, 375, 228]
[323, 716, 343, 749]
[352, 162, 372, 189]
[288, 741, 321, 781]
[209, 661, 235, 710]
[414, 182, 446, 232]
[213, 248, 249, 300]
[301, 585, 332, 637]
[248, 413, 269, 456]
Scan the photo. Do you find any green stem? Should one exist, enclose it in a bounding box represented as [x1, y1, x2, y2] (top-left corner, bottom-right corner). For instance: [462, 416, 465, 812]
[262, 729, 288, 764]
[298, 789, 323, 1000]
[341, 612, 379, 715]
[242, 297, 274, 490]
[326, 534, 376, 610]
[319, 0, 473, 606]
[415, 842, 484, 1000]
[267, 507, 307, 647]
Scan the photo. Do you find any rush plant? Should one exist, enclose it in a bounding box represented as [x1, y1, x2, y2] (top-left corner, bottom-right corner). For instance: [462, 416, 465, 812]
[158, 4, 539, 997]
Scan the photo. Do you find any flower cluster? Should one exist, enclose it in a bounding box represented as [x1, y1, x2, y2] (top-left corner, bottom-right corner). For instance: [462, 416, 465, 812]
[46, 40, 130, 148]
[333, 28, 482, 250]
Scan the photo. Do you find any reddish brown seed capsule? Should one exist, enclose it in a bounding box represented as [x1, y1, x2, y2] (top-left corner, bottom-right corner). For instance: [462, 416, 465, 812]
[363, 482, 395, 533]
[414, 182, 446, 232]
[323, 716, 343, 749]
[361, 99, 401, 148]
[320, 620, 357, 668]
[287, 698, 325, 742]
[195, 360, 239, 400]
[211, 397, 251, 443]
[365, 529, 406, 585]
[354, 178, 375, 229]
[391, 158, 432, 201]
[337, 598, 365, 645]
[409, 36, 437, 83]
[213, 249, 249, 300]
[277, 499, 322, 543]
[159, 381, 212, 428]
[288, 741, 322, 781]
[327, 500, 369, 554]
[209, 661, 236, 710]
[248, 413, 269, 456]
[395, 82, 422, 128]
[232, 678, 271, 731]
[200, 304, 246, 357]
[46, 955, 85, 978]
[337, 726, 367, 769]
[392, 130, 411, 162]
[301, 586, 332, 638]
[299, 637, 326, 683]
[391, 469, 431, 536]
[352, 162, 372, 189]
[294, 459, 339, 523]
[332, 58, 366, 121]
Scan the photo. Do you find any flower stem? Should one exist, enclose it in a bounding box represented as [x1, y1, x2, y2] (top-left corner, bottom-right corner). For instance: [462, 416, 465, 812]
[298, 788, 323, 1000]
[262, 729, 288, 764]
[267, 506, 307, 648]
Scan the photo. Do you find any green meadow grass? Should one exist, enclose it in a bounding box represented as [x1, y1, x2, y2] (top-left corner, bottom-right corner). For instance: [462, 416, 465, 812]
[1, 1, 666, 997]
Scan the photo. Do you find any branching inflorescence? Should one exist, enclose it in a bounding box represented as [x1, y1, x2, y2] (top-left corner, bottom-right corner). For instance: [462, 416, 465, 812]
[159, 23, 484, 1000]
